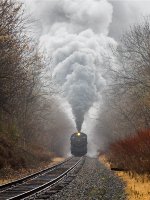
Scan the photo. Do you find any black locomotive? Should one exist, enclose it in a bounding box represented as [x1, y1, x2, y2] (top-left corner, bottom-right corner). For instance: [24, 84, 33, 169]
[70, 132, 87, 156]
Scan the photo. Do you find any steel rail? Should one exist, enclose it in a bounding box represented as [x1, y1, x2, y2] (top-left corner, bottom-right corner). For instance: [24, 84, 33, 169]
[7, 157, 83, 200]
[0, 157, 72, 191]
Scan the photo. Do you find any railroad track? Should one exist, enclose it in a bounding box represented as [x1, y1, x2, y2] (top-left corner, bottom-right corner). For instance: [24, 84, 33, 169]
[0, 156, 85, 200]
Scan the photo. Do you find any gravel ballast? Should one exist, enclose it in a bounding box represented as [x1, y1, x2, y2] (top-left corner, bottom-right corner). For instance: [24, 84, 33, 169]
[49, 157, 126, 200]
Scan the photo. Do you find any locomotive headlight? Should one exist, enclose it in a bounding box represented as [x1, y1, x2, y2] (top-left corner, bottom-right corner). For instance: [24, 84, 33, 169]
[77, 132, 81, 136]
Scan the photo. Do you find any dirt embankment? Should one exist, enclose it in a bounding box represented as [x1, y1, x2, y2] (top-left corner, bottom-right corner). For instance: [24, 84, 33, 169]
[0, 134, 64, 185]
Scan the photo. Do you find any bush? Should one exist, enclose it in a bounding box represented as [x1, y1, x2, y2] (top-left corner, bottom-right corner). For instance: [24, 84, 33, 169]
[107, 130, 150, 173]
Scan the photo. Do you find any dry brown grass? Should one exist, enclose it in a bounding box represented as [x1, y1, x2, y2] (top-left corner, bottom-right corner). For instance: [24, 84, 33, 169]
[99, 155, 111, 169]
[99, 155, 150, 200]
[117, 171, 150, 200]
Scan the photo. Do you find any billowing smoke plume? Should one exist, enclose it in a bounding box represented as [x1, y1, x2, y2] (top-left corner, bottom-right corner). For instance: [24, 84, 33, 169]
[22, 0, 150, 153]
[30, 0, 115, 131]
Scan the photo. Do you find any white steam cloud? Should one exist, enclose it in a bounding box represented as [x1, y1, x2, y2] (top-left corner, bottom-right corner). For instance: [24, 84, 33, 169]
[30, 0, 116, 131]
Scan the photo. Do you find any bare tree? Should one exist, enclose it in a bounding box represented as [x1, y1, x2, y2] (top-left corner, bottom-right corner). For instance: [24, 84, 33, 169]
[0, 0, 75, 156]
[96, 17, 150, 151]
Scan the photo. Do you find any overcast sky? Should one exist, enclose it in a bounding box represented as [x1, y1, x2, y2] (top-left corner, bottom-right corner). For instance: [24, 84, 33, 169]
[23, 0, 150, 41]
[108, 0, 150, 40]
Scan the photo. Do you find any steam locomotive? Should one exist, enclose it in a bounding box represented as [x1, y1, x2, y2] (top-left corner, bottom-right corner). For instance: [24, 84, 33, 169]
[70, 132, 87, 156]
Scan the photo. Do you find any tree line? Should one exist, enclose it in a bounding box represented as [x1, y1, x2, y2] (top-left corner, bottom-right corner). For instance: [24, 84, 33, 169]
[96, 17, 150, 147]
[0, 0, 73, 156]
[96, 17, 150, 173]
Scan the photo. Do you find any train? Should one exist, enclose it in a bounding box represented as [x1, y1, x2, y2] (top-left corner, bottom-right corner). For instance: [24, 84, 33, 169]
[70, 132, 87, 156]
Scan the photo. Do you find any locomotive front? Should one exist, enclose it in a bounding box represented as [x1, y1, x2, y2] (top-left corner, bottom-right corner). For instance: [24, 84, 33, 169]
[70, 132, 87, 156]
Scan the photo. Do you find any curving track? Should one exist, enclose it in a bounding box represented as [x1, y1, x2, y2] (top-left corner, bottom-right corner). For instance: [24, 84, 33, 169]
[0, 156, 85, 200]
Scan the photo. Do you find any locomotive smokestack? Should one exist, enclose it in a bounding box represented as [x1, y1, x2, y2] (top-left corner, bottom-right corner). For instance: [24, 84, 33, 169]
[76, 118, 82, 132]
[73, 109, 84, 132]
